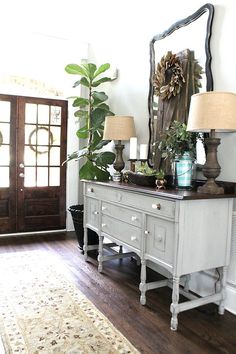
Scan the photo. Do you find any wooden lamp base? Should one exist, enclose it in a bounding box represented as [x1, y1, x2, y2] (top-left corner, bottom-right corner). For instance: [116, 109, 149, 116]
[197, 136, 224, 194]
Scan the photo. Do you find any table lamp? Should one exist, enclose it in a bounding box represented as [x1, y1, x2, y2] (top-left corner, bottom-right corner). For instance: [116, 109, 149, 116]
[187, 91, 236, 194]
[103, 115, 136, 181]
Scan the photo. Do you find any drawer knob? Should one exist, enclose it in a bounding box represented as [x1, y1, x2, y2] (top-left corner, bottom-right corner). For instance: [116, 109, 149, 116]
[88, 187, 94, 193]
[131, 216, 137, 221]
[102, 223, 107, 228]
[152, 203, 161, 210]
[131, 236, 137, 241]
[144, 230, 149, 235]
[102, 206, 107, 211]
[94, 211, 99, 215]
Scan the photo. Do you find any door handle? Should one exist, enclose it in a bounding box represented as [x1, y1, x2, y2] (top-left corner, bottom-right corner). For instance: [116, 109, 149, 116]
[19, 163, 24, 168]
[19, 173, 24, 178]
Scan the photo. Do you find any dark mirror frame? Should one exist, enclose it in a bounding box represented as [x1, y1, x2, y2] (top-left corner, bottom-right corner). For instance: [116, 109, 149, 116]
[147, 3, 214, 168]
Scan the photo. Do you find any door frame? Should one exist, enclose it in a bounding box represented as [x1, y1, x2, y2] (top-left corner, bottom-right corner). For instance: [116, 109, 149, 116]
[0, 94, 68, 234]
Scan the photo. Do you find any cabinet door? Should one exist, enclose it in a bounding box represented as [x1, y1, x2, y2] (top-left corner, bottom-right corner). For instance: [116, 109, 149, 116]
[145, 215, 175, 267]
[85, 197, 99, 231]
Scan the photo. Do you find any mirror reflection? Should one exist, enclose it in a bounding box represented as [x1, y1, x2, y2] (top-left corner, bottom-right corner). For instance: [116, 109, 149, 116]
[148, 3, 214, 171]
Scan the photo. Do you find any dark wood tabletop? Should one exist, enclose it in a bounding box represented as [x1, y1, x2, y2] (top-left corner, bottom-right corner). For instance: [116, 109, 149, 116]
[82, 179, 236, 200]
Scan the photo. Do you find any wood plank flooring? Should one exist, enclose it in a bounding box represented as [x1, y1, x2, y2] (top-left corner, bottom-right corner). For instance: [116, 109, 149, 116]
[0, 232, 235, 354]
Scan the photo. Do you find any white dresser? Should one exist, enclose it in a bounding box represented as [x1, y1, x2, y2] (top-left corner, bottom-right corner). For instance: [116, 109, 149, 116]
[83, 180, 234, 330]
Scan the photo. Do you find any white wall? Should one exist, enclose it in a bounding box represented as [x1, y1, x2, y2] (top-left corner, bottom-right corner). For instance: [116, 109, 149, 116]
[85, 0, 236, 177]
[3, 0, 235, 191]
[0, 11, 88, 229]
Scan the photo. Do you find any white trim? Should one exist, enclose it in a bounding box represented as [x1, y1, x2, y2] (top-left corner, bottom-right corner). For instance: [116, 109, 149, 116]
[225, 284, 236, 315]
[189, 270, 236, 315]
[0, 229, 66, 238]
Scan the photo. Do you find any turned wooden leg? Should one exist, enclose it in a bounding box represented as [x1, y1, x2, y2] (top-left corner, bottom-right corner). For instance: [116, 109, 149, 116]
[83, 227, 88, 261]
[170, 276, 180, 331]
[97, 235, 104, 273]
[218, 266, 227, 315]
[139, 259, 147, 305]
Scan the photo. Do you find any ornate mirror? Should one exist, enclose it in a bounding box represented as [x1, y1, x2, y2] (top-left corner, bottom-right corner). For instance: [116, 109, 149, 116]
[148, 3, 214, 170]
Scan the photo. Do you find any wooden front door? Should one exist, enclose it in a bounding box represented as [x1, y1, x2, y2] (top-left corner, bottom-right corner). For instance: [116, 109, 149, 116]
[0, 94, 68, 234]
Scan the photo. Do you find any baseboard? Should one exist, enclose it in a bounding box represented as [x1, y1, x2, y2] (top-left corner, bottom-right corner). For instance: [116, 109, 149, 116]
[0, 229, 67, 238]
[189, 271, 236, 315]
[146, 264, 236, 315]
[225, 284, 236, 315]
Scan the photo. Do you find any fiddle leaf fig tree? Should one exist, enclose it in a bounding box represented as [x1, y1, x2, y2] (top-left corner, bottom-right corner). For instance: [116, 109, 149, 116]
[65, 62, 116, 180]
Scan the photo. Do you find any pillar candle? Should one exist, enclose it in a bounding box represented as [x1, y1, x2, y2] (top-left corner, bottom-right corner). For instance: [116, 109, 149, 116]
[129, 137, 137, 159]
[140, 144, 148, 160]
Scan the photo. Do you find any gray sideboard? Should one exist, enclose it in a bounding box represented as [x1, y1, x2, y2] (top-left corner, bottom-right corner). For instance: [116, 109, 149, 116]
[82, 180, 234, 330]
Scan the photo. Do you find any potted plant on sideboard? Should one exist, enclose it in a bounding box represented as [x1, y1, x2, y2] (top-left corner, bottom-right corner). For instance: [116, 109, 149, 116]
[65, 62, 116, 249]
[158, 120, 202, 188]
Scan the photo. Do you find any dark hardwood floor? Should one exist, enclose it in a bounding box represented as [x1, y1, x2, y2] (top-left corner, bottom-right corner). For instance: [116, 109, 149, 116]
[0, 232, 235, 354]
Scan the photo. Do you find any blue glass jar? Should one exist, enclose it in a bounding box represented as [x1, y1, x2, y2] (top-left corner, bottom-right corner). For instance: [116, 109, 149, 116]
[175, 152, 193, 188]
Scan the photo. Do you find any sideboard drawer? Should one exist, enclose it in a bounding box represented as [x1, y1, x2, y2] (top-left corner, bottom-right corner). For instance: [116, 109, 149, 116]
[102, 202, 142, 228]
[132, 195, 175, 220]
[85, 183, 175, 220]
[85, 183, 117, 200]
[101, 215, 141, 250]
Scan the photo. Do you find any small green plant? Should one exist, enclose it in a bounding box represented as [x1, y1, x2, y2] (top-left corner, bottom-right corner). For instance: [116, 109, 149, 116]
[136, 162, 164, 178]
[65, 62, 116, 180]
[158, 120, 201, 160]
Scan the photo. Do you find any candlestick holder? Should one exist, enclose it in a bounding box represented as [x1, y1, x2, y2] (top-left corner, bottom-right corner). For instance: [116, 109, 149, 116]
[128, 159, 137, 172]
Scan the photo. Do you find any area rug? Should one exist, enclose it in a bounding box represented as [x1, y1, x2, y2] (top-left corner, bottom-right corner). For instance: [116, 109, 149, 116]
[0, 251, 140, 354]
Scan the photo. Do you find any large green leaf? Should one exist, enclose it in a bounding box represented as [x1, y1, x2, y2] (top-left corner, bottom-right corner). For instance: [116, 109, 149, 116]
[92, 77, 112, 87]
[91, 108, 107, 128]
[92, 91, 108, 105]
[74, 109, 88, 118]
[80, 77, 90, 88]
[96, 170, 110, 180]
[76, 125, 89, 139]
[65, 64, 88, 76]
[72, 97, 89, 108]
[94, 151, 115, 166]
[79, 160, 96, 180]
[87, 63, 97, 80]
[90, 131, 103, 151]
[72, 80, 81, 88]
[94, 63, 110, 78]
[93, 165, 110, 180]
[79, 160, 110, 181]
[96, 103, 110, 111]
[95, 139, 110, 150]
[63, 148, 88, 164]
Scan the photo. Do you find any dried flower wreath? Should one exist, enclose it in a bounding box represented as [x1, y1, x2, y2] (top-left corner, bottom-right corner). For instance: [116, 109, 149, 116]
[153, 51, 185, 100]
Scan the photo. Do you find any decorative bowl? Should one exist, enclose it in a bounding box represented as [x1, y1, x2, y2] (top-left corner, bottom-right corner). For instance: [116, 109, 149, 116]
[124, 171, 157, 187]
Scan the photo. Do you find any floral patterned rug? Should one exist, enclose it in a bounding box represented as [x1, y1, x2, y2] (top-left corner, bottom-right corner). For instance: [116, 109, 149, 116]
[0, 251, 140, 354]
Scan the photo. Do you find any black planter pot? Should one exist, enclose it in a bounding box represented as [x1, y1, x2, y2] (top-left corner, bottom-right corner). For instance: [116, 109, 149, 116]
[68, 205, 99, 250]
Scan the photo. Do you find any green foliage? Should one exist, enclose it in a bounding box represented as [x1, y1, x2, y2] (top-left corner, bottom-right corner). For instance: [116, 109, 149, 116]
[158, 120, 202, 160]
[136, 162, 164, 178]
[65, 62, 116, 180]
